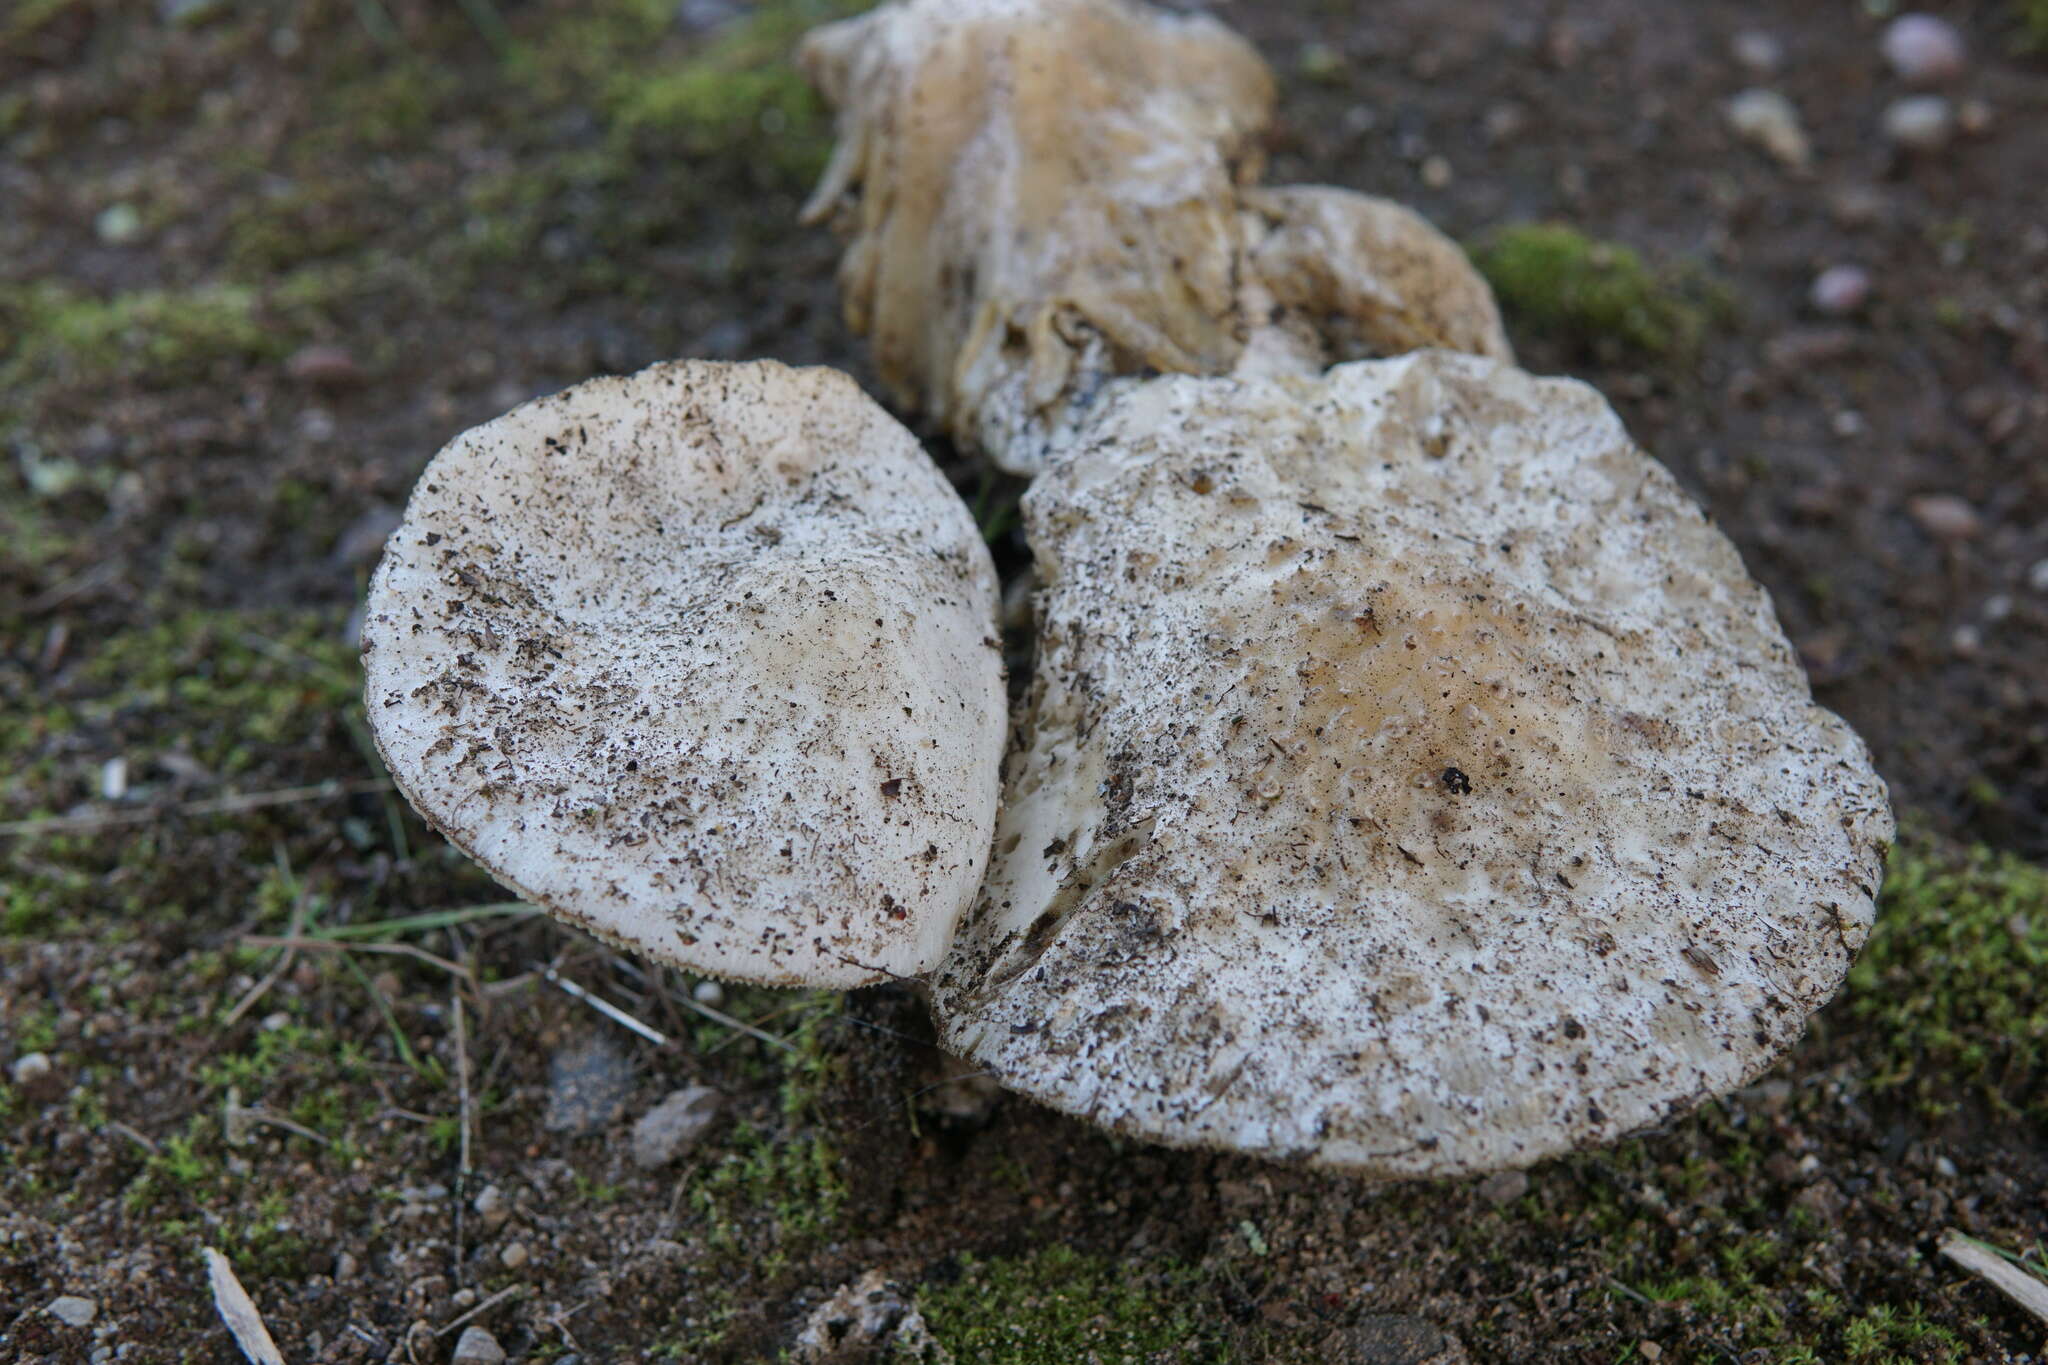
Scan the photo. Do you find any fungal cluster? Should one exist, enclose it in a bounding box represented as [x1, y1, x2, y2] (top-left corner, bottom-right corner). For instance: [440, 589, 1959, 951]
[362, 0, 1892, 1177]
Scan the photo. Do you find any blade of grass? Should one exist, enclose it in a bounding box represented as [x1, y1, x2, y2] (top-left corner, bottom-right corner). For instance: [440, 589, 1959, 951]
[309, 902, 538, 942]
[338, 950, 430, 1079]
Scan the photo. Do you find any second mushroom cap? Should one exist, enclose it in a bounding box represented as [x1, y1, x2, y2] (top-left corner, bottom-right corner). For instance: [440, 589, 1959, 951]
[932, 350, 1892, 1176]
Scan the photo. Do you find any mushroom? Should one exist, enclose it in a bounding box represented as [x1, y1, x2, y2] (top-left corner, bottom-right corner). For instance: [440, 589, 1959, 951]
[359, 0, 1894, 1176]
[797, 0, 1511, 474]
[928, 353, 1892, 1175]
[361, 360, 1006, 987]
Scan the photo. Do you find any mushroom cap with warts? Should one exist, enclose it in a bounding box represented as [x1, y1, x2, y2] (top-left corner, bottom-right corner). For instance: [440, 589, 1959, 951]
[363, 360, 1007, 988]
[930, 350, 1892, 1177]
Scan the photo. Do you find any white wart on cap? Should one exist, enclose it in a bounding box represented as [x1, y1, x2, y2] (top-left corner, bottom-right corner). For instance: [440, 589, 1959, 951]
[363, 360, 1006, 988]
[931, 350, 1892, 1177]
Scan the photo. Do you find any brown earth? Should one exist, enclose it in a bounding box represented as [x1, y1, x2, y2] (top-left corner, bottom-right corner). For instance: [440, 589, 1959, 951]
[2, 1, 2045, 1363]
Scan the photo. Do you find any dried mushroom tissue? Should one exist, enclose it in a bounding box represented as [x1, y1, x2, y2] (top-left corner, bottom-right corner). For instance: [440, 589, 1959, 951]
[363, 0, 1893, 1175]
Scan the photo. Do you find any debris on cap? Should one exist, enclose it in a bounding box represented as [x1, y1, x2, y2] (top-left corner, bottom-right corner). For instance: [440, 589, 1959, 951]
[930, 350, 1892, 1177]
[362, 359, 1007, 988]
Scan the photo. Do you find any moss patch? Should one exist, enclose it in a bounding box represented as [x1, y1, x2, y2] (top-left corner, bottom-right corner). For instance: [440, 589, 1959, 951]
[921, 1245, 1230, 1365]
[1469, 222, 1728, 362]
[0, 281, 290, 395]
[2017, 0, 2048, 52]
[0, 610, 364, 936]
[1844, 831, 2047, 1118]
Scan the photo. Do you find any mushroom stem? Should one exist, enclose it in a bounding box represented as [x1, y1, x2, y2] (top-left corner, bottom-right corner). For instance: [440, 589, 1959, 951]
[799, 0, 1510, 475]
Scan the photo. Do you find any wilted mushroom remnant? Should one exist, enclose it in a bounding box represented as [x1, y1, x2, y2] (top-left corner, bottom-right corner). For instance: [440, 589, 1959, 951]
[931, 352, 1893, 1176]
[362, 360, 1006, 987]
[798, 0, 1510, 474]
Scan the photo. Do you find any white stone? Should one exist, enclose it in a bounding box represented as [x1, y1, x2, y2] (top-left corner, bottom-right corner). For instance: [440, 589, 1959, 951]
[451, 1326, 506, 1365]
[472, 1184, 510, 1231]
[1810, 265, 1871, 316]
[1882, 14, 1966, 86]
[10, 1052, 52, 1087]
[1731, 30, 1782, 75]
[1884, 95, 1954, 151]
[47, 1296, 97, 1328]
[1725, 89, 1810, 170]
[631, 1086, 723, 1170]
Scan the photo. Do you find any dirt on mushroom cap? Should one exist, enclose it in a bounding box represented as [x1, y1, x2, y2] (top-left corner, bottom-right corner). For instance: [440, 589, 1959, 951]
[361, 359, 1006, 988]
[932, 350, 1893, 1177]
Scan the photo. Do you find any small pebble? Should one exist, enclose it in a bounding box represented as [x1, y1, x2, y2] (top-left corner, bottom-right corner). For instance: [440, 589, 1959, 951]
[1952, 625, 1982, 657]
[499, 1241, 529, 1270]
[1731, 30, 1783, 74]
[11, 1051, 53, 1088]
[1882, 14, 1966, 86]
[2028, 559, 2048, 594]
[451, 1326, 506, 1365]
[1725, 89, 1810, 170]
[1883, 95, 1954, 151]
[632, 1085, 724, 1170]
[1957, 98, 1993, 136]
[1477, 1169, 1529, 1206]
[1810, 264, 1871, 316]
[1638, 1343, 1664, 1363]
[285, 343, 364, 390]
[691, 979, 725, 1008]
[94, 203, 143, 245]
[1934, 1154, 1959, 1179]
[473, 1184, 511, 1231]
[47, 1296, 97, 1328]
[1419, 155, 1453, 189]
[543, 1035, 633, 1135]
[1481, 101, 1526, 144]
[335, 1251, 358, 1281]
[673, 0, 742, 31]
[1907, 494, 1980, 543]
[1983, 595, 2013, 623]
[100, 757, 128, 800]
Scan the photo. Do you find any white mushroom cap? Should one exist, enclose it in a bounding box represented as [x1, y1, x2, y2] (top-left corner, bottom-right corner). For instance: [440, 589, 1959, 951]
[363, 360, 1006, 988]
[930, 351, 1892, 1176]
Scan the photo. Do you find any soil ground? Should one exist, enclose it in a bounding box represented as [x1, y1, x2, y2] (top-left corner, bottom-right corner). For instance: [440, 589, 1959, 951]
[2, 1, 2045, 1362]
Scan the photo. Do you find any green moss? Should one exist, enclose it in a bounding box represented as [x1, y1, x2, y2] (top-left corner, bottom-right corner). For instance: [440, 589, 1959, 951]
[599, 0, 866, 183]
[3, 0, 86, 39]
[0, 611, 362, 935]
[1469, 223, 1728, 362]
[689, 1122, 847, 1261]
[921, 1245, 1230, 1365]
[1845, 832, 2048, 1117]
[2017, 0, 2048, 52]
[0, 281, 290, 394]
